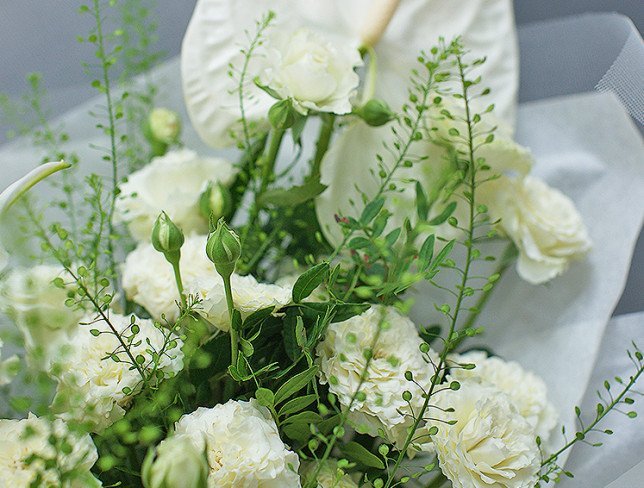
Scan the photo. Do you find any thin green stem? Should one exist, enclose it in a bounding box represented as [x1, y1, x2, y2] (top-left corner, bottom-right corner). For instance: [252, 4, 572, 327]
[170, 258, 187, 309]
[311, 114, 335, 177]
[260, 128, 285, 194]
[222, 274, 238, 367]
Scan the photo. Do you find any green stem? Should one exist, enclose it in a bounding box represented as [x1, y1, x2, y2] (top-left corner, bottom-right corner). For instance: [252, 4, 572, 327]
[169, 257, 187, 309]
[311, 114, 335, 177]
[260, 128, 285, 194]
[424, 472, 448, 488]
[222, 274, 238, 367]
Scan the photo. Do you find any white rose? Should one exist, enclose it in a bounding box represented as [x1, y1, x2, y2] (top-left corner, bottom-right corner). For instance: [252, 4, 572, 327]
[0, 338, 19, 386]
[114, 149, 237, 241]
[482, 175, 592, 284]
[142, 434, 209, 488]
[122, 234, 215, 322]
[173, 399, 301, 487]
[189, 273, 292, 332]
[450, 352, 558, 442]
[0, 265, 84, 368]
[0, 413, 100, 487]
[316, 306, 438, 450]
[261, 28, 362, 115]
[52, 313, 184, 432]
[431, 382, 540, 488]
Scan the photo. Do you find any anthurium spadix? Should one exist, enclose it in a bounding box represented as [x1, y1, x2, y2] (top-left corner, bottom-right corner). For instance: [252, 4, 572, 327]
[181, 0, 519, 148]
[0, 161, 71, 270]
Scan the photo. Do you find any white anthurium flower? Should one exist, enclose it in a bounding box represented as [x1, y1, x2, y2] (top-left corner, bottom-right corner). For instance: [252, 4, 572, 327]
[181, 0, 518, 148]
[0, 161, 71, 271]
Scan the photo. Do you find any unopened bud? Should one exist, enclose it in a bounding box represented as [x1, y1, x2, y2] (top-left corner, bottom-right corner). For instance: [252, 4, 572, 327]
[141, 435, 208, 488]
[268, 99, 296, 130]
[199, 182, 232, 222]
[151, 212, 184, 263]
[147, 108, 181, 145]
[206, 219, 241, 278]
[356, 99, 395, 126]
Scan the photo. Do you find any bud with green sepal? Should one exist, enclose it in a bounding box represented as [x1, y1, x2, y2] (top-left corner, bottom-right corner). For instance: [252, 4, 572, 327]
[206, 218, 241, 280]
[268, 99, 297, 130]
[355, 99, 395, 126]
[141, 435, 208, 488]
[143, 107, 182, 157]
[199, 181, 233, 222]
[151, 212, 187, 308]
[206, 218, 242, 368]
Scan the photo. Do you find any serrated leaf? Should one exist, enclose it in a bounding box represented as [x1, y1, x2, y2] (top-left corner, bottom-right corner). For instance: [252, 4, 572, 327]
[292, 262, 329, 302]
[339, 441, 386, 469]
[274, 366, 319, 405]
[428, 201, 457, 226]
[360, 197, 385, 225]
[258, 179, 327, 207]
[278, 394, 317, 417]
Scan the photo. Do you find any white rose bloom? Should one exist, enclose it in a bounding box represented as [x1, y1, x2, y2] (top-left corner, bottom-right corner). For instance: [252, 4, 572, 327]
[52, 313, 184, 433]
[450, 352, 558, 442]
[189, 273, 292, 332]
[316, 306, 438, 449]
[0, 265, 84, 368]
[0, 338, 19, 385]
[142, 434, 209, 488]
[114, 149, 236, 241]
[431, 382, 540, 488]
[482, 175, 592, 284]
[261, 28, 362, 114]
[0, 414, 101, 487]
[173, 399, 301, 487]
[122, 234, 215, 322]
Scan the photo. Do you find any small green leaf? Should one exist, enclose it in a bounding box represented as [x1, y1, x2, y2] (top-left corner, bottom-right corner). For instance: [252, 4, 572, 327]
[360, 197, 385, 225]
[255, 388, 275, 407]
[339, 441, 386, 469]
[418, 234, 435, 272]
[281, 410, 322, 426]
[278, 394, 317, 417]
[416, 181, 430, 220]
[274, 365, 319, 405]
[292, 262, 329, 302]
[258, 179, 327, 207]
[428, 201, 457, 226]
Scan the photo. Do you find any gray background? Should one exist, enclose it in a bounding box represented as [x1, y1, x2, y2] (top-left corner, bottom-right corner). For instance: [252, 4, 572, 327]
[0, 1, 642, 313]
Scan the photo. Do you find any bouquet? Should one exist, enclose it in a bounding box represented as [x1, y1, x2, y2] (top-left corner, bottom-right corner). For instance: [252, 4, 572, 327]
[0, 1, 641, 487]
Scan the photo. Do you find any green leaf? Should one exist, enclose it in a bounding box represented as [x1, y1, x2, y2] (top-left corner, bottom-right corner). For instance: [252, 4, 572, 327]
[292, 262, 329, 302]
[296, 302, 370, 323]
[428, 201, 457, 226]
[258, 180, 327, 207]
[418, 234, 435, 272]
[281, 410, 323, 426]
[384, 228, 401, 248]
[255, 388, 275, 407]
[426, 240, 455, 274]
[416, 181, 430, 220]
[282, 422, 311, 443]
[274, 365, 319, 405]
[360, 197, 385, 225]
[339, 441, 386, 469]
[243, 306, 274, 330]
[253, 76, 282, 99]
[278, 394, 318, 417]
[348, 237, 371, 250]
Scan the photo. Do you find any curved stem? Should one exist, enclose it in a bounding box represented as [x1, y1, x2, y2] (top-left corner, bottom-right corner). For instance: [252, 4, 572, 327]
[311, 114, 335, 177]
[222, 274, 238, 367]
[170, 258, 187, 309]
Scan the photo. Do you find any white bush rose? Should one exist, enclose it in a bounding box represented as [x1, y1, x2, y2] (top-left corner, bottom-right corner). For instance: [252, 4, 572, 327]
[142, 434, 208, 488]
[431, 382, 540, 488]
[450, 351, 558, 442]
[122, 234, 214, 322]
[173, 399, 301, 487]
[188, 273, 292, 332]
[114, 149, 236, 241]
[0, 414, 100, 487]
[52, 313, 184, 432]
[316, 306, 438, 449]
[482, 175, 591, 284]
[0, 265, 84, 368]
[261, 28, 362, 115]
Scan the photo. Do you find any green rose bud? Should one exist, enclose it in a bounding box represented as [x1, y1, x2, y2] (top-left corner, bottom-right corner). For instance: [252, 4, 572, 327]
[206, 218, 241, 278]
[142, 435, 208, 488]
[199, 182, 232, 222]
[356, 99, 395, 126]
[151, 212, 185, 263]
[147, 108, 181, 145]
[268, 99, 296, 130]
